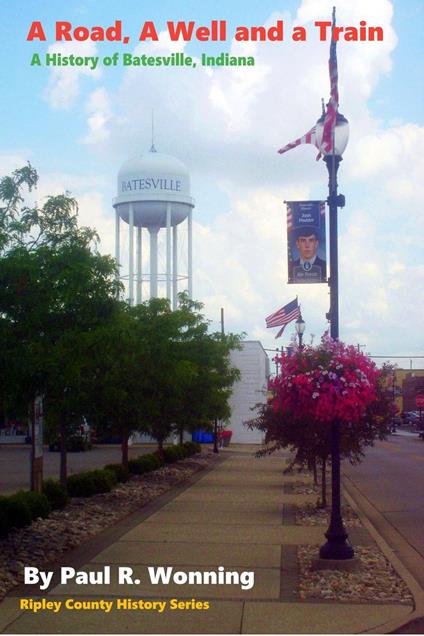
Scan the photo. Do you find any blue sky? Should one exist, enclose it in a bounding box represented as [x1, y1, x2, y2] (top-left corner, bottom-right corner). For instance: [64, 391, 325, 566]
[1, 0, 423, 368]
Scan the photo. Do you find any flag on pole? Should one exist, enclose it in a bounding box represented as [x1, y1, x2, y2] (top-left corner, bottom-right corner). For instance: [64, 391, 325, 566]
[265, 298, 301, 339]
[277, 7, 339, 159]
[277, 125, 319, 156]
[321, 6, 339, 154]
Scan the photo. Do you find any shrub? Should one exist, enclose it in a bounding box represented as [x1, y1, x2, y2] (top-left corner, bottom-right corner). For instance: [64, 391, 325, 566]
[104, 463, 129, 483]
[152, 453, 165, 468]
[15, 491, 51, 519]
[67, 472, 96, 497]
[128, 453, 163, 475]
[161, 443, 201, 464]
[67, 469, 117, 497]
[0, 498, 11, 538]
[163, 446, 182, 463]
[177, 445, 188, 459]
[0, 495, 32, 537]
[183, 441, 201, 456]
[92, 469, 117, 493]
[177, 444, 190, 458]
[42, 479, 68, 510]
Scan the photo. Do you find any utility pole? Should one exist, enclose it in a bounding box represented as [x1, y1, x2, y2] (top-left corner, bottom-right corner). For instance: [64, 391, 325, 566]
[213, 308, 225, 454]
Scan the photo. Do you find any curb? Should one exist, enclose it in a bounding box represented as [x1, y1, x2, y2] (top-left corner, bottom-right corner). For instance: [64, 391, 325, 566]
[342, 475, 424, 634]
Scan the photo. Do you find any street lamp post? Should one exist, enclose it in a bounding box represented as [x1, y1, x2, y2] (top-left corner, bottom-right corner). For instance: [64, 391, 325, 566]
[316, 111, 354, 560]
[295, 314, 306, 350]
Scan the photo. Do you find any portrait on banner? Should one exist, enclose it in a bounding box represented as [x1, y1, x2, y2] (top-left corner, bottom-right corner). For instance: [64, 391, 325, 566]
[286, 200, 327, 284]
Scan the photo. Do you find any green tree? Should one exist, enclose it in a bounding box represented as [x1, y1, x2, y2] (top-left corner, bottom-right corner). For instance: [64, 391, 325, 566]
[168, 295, 242, 444]
[0, 165, 119, 486]
[130, 297, 198, 456]
[0, 163, 97, 254]
[80, 304, 152, 469]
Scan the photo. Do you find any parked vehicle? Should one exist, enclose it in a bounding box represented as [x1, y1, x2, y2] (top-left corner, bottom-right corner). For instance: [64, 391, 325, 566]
[48, 418, 92, 452]
[401, 411, 421, 427]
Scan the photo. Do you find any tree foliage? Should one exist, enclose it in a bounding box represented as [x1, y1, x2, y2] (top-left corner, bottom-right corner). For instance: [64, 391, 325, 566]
[0, 165, 119, 484]
[247, 335, 393, 504]
[1, 165, 242, 484]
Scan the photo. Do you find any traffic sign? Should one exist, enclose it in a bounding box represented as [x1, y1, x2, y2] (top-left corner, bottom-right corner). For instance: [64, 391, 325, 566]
[416, 394, 424, 408]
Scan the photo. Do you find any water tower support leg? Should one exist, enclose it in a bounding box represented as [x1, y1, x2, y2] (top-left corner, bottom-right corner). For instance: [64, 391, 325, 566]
[115, 210, 120, 296]
[149, 226, 159, 299]
[173, 225, 178, 309]
[128, 203, 134, 306]
[166, 203, 172, 302]
[188, 209, 193, 299]
[136, 226, 142, 305]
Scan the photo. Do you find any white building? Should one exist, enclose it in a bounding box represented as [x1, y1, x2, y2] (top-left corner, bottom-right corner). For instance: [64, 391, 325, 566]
[228, 341, 270, 444]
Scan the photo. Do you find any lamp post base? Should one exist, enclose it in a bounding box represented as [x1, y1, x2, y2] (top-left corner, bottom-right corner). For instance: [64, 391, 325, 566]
[319, 534, 354, 560]
[312, 555, 360, 571]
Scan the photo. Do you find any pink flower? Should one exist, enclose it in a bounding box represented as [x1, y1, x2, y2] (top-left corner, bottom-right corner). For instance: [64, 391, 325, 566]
[272, 334, 381, 425]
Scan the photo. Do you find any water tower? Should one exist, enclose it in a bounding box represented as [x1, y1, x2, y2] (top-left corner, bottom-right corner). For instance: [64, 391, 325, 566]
[113, 146, 195, 307]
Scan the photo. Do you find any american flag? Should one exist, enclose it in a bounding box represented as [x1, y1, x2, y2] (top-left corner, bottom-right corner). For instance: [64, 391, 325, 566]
[265, 298, 301, 339]
[321, 7, 339, 154]
[287, 204, 293, 230]
[278, 125, 319, 156]
[277, 8, 339, 159]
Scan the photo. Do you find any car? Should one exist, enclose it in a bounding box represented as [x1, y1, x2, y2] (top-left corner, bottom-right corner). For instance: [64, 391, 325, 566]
[48, 418, 92, 452]
[402, 411, 420, 425]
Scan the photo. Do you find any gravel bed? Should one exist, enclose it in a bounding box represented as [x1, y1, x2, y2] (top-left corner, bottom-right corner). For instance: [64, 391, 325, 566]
[298, 545, 413, 604]
[290, 481, 318, 495]
[295, 502, 362, 527]
[0, 452, 216, 601]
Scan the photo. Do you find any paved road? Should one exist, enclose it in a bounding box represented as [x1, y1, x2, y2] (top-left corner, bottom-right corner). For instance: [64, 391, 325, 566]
[0, 445, 155, 495]
[343, 431, 424, 585]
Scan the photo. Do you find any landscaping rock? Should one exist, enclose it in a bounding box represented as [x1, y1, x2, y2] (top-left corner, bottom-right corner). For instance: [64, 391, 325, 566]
[298, 545, 413, 604]
[0, 452, 216, 602]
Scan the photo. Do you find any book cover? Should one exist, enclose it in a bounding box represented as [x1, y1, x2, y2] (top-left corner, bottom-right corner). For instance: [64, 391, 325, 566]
[0, 1, 423, 634]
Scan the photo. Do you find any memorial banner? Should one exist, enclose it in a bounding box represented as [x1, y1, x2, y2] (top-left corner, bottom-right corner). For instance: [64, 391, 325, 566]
[286, 200, 327, 284]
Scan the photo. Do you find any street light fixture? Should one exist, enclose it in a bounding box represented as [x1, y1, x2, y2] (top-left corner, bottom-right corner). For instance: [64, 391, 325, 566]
[315, 111, 354, 561]
[295, 314, 305, 350]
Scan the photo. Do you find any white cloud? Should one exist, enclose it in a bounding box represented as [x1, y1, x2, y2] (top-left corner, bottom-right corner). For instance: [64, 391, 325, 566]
[44, 41, 101, 110]
[81, 88, 114, 144]
[0, 152, 32, 175]
[21, 1, 423, 361]
[348, 123, 424, 202]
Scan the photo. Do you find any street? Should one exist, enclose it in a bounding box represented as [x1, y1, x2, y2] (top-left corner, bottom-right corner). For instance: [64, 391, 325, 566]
[0, 445, 154, 495]
[343, 431, 424, 590]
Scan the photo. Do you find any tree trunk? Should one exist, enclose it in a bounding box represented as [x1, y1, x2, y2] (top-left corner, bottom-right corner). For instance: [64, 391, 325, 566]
[179, 427, 184, 445]
[320, 457, 327, 508]
[157, 437, 164, 461]
[312, 456, 318, 486]
[60, 417, 67, 489]
[213, 419, 219, 454]
[121, 427, 129, 469]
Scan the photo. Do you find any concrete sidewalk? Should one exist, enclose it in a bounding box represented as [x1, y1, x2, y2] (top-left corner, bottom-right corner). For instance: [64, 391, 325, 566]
[0, 447, 417, 634]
